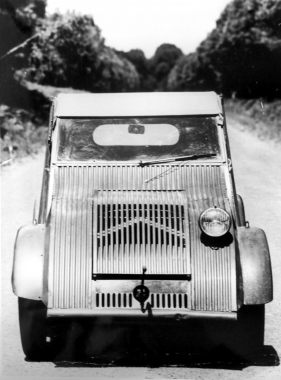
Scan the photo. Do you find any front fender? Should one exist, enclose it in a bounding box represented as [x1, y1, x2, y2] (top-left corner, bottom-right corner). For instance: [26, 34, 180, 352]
[12, 224, 45, 301]
[238, 226, 273, 305]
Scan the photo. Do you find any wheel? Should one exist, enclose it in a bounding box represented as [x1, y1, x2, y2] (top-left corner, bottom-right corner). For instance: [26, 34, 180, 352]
[18, 297, 50, 360]
[193, 305, 265, 362]
[225, 305, 265, 360]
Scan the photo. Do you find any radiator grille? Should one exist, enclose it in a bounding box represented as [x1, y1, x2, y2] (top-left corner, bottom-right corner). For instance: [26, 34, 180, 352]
[97, 204, 185, 247]
[93, 191, 190, 275]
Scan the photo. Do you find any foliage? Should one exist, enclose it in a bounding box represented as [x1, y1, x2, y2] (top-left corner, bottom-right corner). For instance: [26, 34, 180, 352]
[0, 0, 47, 108]
[116, 48, 156, 91]
[121, 49, 148, 77]
[0, 105, 47, 163]
[0, 0, 46, 56]
[225, 98, 281, 142]
[167, 0, 281, 99]
[9, 0, 46, 32]
[20, 12, 140, 92]
[149, 43, 183, 90]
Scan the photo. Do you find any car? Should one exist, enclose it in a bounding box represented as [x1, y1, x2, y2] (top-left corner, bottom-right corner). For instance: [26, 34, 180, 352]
[12, 91, 273, 361]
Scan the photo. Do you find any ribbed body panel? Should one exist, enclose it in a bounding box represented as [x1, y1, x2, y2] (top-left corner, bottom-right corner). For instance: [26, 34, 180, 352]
[186, 165, 236, 311]
[47, 164, 236, 311]
[48, 198, 93, 309]
[53, 163, 224, 191]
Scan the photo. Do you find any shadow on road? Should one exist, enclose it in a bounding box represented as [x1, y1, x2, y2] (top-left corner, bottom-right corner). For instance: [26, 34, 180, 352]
[24, 319, 280, 369]
[50, 345, 279, 370]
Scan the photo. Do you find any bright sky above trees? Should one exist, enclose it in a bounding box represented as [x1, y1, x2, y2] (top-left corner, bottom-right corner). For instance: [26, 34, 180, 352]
[47, 0, 231, 58]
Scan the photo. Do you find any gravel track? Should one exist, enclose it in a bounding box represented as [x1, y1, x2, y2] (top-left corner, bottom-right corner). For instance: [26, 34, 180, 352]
[1, 116, 281, 379]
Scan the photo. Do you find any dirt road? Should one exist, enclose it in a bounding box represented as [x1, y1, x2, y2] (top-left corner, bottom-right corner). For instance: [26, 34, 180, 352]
[1, 116, 281, 379]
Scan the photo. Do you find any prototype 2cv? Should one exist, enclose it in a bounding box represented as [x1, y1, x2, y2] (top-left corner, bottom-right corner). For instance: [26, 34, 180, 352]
[12, 92, 273, 360]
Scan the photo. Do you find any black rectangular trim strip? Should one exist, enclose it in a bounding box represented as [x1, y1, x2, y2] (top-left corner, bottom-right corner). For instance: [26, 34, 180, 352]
[92, 274, 191, 281]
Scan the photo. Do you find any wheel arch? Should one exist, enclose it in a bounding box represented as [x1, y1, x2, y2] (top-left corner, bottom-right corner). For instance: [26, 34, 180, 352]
[236, 194, 246, 227]
[237, 226, 273, 305]
[12, 224, 45, 301]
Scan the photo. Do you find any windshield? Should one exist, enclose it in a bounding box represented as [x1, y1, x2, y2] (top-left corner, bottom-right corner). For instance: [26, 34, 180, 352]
[57, 117, 221, 162]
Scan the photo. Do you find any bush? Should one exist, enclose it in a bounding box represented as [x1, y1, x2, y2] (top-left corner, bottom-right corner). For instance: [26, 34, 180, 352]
[0, 105, 47, 163]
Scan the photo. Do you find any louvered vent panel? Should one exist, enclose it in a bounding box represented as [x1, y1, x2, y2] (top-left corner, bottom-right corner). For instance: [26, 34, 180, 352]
[94, 293, 188, 309]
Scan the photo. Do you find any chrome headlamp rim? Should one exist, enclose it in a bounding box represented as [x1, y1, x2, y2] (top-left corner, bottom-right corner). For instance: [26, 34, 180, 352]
[199, 207, 231, 237]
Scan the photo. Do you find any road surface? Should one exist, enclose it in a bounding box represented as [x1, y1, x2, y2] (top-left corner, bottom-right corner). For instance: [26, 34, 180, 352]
[1, 115, 281, 379]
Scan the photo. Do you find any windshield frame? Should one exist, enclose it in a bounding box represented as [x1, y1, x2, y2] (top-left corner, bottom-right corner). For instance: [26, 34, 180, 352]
[52, 116, 226, 165]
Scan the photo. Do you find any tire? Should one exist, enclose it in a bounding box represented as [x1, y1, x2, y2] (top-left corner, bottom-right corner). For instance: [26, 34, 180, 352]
[226, 305, 265, 360]
[18, 297, 51, 360]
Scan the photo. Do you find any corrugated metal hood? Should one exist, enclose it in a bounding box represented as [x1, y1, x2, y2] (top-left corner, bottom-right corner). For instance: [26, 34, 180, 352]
[46, 163, 237, 312]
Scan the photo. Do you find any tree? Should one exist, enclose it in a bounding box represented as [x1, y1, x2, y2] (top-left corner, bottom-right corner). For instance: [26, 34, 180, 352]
[168, 0, 281, 99]
[22, 12, 139, 92]
[150, 43, 183, 90]
[0, 0, 47, 107]
[116, 48, 156, 91]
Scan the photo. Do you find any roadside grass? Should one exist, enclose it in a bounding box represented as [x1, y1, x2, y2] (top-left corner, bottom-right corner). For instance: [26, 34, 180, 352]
[0, 83, 88, 165]
[225, 98, 281, 144]
[0, 105, 47, 165]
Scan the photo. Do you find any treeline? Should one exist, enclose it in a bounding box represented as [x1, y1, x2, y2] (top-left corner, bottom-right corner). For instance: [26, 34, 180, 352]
[0, 0, 183, 105]
[1, 0, 281, 161]
[2, 0, 280, 104]
[167, 0, 281, 99]
[0, 0, 184, 160]
[25, 14, 182, 93]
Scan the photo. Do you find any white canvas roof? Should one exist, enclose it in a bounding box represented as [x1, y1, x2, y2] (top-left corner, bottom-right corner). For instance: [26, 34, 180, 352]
[54, 92, 222, 117]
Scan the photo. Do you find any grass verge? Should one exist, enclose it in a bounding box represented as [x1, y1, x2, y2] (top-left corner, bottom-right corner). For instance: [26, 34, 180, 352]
[225, 98, 281, 144]
[0, 105, 47, 165]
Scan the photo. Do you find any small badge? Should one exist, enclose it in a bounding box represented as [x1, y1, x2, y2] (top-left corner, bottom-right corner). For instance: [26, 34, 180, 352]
[133, 285, 150, 303]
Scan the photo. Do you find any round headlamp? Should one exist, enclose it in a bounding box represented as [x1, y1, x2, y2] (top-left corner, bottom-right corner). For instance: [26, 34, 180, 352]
[199, 207, 231, 237]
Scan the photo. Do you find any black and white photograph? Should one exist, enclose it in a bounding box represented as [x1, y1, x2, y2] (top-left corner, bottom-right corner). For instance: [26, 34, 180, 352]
[1, 0, 281, 379]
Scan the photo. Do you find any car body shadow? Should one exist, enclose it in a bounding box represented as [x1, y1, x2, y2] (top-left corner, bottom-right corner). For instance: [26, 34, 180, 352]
[51, 345, 279, 370]
[25, 319, 279, 369]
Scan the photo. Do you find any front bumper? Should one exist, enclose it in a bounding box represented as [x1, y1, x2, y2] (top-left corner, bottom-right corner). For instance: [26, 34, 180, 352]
[47, 308, 237, 320]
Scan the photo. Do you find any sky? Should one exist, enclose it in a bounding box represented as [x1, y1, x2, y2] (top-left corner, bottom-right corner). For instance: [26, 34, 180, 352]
[47, 0, 232, 58]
